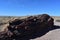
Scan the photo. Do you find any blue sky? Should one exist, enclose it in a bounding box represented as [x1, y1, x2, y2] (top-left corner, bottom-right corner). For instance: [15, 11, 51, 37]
[0, 0, 60, 16]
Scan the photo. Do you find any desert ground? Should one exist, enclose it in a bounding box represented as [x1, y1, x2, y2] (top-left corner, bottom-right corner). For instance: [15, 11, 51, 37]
[0, 16, 60, 40]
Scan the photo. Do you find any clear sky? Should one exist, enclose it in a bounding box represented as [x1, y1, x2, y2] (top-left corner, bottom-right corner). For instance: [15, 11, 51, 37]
[0, 0, 60, 16]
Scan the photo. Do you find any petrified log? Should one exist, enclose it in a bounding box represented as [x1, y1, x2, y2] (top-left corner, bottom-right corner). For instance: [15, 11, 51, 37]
[0, 14, 54, 40]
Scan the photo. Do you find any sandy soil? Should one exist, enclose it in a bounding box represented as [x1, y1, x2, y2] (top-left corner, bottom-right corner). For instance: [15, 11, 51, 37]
[31, 29, 60, 40]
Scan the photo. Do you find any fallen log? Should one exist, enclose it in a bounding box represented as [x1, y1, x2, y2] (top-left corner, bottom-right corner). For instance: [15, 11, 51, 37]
[0, 14, 54, 40]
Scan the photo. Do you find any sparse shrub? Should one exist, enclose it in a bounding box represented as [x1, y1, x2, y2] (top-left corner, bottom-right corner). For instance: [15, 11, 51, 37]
[56, 20, 60, 22]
